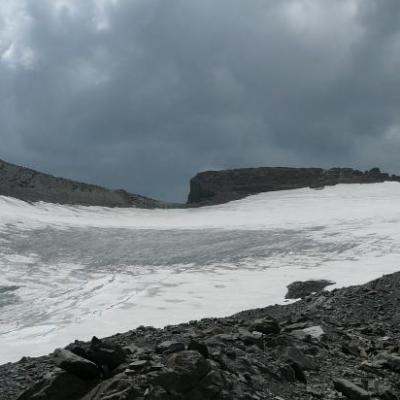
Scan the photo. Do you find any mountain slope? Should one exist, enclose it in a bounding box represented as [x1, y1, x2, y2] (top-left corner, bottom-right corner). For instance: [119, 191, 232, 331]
[0, 159, 167, 208]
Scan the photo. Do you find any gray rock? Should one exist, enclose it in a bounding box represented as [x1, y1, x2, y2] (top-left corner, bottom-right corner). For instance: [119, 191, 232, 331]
[53, 349, 100, 380]
[333, 378, 370, 400]
[187, 167, 397, 204]
[80, 373, 140, 400]
[285, 280, 335, 299]
[17, 369, 96, 400]
[188, 339, 209, 358]
[155, 340, 185, 354]
[0, 158, 168, 208]
[155, 350, 211, 393]
[67, 337, 126, 371]
[281, 346, 315, 370]
[249, 316, 280, 335]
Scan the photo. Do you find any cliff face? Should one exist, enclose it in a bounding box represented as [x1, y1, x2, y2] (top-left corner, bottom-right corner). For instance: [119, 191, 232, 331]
[0, 159, 165, 208]
[188, 166, 400, 204]
[2, 159, 399, 208]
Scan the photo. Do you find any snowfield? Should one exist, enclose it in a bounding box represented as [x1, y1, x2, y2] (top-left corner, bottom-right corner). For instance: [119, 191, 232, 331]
[1, 182, 400, 363]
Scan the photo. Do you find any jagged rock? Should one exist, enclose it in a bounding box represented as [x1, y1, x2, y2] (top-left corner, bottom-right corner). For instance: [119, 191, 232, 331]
[380, 388, 398, 400]
[290, 325, 325, 340]
[0, 158, 167, 208]
[17, 369, 96, 400]
[67, 337, 126, 371]
[123, 343, 143, 355]
[155, 350, 211, 393]
[249, 316, 280, 335]
[289, 362, 307, 384]
[380, 353, 400, 372]
[333, 378, 370, 400]
[281, 346, 315, 370]
[237, 328, 263, 347]
[80, 373, 140, 400]
[285, 280, 335, 299]
[53, 348, 100, 380]
[155, 340, 185, 354]
[197, 369, 225, 398]
[127, 359, 149, 370]
[279, 364, 296, 382]
[188, 339, 209, 358]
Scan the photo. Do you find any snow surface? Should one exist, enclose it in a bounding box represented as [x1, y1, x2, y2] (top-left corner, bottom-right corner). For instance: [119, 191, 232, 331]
[1, 182, 400, 363]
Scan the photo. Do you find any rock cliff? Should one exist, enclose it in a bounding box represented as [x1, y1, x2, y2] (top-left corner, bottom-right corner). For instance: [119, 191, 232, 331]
[0, 159, 167, 208]
[188, 167, 400, 204]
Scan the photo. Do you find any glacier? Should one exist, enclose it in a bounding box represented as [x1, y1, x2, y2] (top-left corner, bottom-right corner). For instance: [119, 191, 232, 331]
[1, 182, 400, 363]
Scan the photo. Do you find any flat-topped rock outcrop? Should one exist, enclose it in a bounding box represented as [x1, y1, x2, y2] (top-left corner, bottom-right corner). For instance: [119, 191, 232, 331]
[187, 166, 400, 204]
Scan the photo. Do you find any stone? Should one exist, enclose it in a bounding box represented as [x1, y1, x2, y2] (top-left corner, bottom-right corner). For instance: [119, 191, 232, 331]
[380, 353, 400, 372]
[67, 337, 126, 371]
[333, 378, 370, 400]
[80, 373, 140, 400]
[279, 364, 296, 382]
[290, 325, 325, 340]
[281, 346, 315, 370]
[155, 350, 211, 393]
[53, 349, 100, 380]
[285, 280, 335, 299]
[237, 328, 263, 347]
[188, 339, 209, 358]
[289, 362, 307, 384]
[128, 359, 149, 370]
[17, 369, 96, 400]
[155, 340, 185, 354]
[249, 317, 280, 335]
[197, 369, 225, 397]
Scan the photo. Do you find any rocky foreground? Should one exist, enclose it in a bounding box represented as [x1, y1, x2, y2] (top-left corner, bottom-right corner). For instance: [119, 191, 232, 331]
[2, 273, 400, 399]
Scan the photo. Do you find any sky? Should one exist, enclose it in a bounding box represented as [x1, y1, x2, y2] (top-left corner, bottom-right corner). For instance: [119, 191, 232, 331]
[0, 0, 399, 202]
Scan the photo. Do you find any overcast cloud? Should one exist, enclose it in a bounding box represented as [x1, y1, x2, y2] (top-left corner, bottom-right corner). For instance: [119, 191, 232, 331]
[0, 0, 399, 201]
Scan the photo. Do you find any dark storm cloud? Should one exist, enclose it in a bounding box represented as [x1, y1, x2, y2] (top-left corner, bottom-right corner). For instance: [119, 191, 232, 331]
[0, 0, 400, 201]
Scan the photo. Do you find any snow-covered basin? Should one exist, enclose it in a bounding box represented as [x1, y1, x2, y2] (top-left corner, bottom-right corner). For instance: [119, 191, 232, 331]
[1, 182, 400, 363]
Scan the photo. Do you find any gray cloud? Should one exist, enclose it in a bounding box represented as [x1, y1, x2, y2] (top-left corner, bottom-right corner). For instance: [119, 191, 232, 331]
[0, 0, 400, 201]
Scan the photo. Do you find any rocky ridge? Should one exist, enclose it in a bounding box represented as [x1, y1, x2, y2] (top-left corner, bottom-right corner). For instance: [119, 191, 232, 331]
[2, 159, 400, 208]
[0, 159, 170, 208]
[3, 272, 400, 399]
[187, 167, 400, 204]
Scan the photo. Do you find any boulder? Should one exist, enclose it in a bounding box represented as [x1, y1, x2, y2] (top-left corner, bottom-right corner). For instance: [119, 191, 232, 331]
[281, 346, 315, 370]
[80, 373, 140, 400]
[188, 339, 209, 358]
[155, 340, 185, 355]
[249, 316, 280, 335]
[285, 280, 335, 299]
[155, 350, 211, 393]
[17, 369, 96, 400]
[333, 378, 370, 400]
[53, 349, 100, 380]
[67, 337, 126, 371]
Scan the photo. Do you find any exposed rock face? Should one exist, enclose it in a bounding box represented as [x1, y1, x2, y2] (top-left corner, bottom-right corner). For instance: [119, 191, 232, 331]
[285, 279, 335, 299]
[187, 167, 400, 204]
[5, 272, 400, 400]
[0, 159, 167, 208]
[2, 159, 399, 208]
